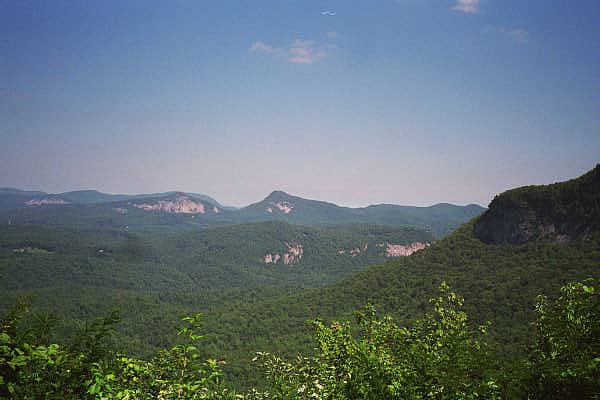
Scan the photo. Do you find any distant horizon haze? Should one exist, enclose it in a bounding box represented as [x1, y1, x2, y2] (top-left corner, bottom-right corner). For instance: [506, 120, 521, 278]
[1, 163, 597, 209]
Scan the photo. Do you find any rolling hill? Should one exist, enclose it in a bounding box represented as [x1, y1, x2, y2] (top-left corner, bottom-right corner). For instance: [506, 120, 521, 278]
[0, 221, 432, 294]
[0, 220, 434, 361]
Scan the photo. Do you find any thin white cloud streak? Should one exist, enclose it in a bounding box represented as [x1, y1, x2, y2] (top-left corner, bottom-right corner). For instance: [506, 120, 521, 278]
[249, 37, 332, 64]
[453, 0, 479, 14]
[288, 39, 325, 64]
[249, 41, 280, 54]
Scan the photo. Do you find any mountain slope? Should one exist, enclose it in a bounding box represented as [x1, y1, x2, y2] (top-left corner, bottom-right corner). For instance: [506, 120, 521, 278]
[0, 221, 432, 294]
[0, 188, 47, 197]
[0, 219, 433, 358]
[198, 221, 600, 385]
[474, 164, 600, 244]
[1, 192, 230, 231]
[193, 166, 600, 384]
[0, 189, 226, 212]
[0, 188, 53, 213]
[236, 190, 485, 237]
[57, 190, 133, 204]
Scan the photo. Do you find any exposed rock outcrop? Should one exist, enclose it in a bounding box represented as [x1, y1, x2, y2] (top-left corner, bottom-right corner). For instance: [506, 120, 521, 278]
[337, 241, 430, 257]
[265, 201, 294, 214]
[274, 201, 294, 214]
[13, 247, 52, 254]
[349, 247, 361, 257]
[132, 195, 206, 214]
[25, 197, 68, 206]
[337, 245, 366, 257]
[385, 242, 429, 257]
[263, 242, 304, 265]
[474, 165, 600, 244]
[263, 253, 283, 264]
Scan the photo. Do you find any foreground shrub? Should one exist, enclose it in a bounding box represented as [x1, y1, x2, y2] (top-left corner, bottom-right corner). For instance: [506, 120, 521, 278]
[529, 278, 600, 399]
[2, 279, 598, 399]
[255, 282, 500, 400]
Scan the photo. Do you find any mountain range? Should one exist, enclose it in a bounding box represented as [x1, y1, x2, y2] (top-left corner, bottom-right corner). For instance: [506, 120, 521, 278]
[0, 188, 484, 238]
[0, 188, 228, 209]
[1, 165, 598, 388]
[200, 165, 600, 384]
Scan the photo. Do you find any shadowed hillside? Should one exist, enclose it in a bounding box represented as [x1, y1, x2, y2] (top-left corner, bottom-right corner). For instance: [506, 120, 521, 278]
[474, 164, 600, 244]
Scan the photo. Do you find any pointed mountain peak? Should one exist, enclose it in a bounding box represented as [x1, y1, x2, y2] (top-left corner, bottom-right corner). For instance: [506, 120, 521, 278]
[261, 191, 297, 214]
[265, 190, 293, 201]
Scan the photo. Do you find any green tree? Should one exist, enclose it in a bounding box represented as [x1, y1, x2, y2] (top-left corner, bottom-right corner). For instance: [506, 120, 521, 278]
[529, 278, 600, 399]
[0, 303, 120, 399]
[103, 313, 233, 399]
[255, 282, 500, 399]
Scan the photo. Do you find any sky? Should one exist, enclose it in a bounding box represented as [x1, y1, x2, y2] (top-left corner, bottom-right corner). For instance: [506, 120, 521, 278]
[1, 0, 599, 208]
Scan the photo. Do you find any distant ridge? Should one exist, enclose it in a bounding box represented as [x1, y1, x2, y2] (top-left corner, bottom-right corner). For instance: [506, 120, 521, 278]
[0, 189, 229, 209]
[0, 187, 484, 237]
[237, 190, 485, 237]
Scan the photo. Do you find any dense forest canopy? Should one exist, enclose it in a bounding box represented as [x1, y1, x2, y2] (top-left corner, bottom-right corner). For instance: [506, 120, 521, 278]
[1, 279, 598, 399]
[1, 167, 599, 397]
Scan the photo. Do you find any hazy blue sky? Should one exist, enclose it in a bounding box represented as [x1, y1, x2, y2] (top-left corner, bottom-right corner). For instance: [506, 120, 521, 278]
[2, 0, 599, 207]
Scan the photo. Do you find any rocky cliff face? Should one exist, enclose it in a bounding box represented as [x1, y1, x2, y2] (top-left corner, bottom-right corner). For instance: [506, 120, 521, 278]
[337, 241, 430, 257]
[385, 242, 430, 257]
[132, 195, 219, 214]
[263, 242, 304, 265]
[25, 197, 69, 206]
[474, 165, 600, 244]
[265, 201, 294, 214]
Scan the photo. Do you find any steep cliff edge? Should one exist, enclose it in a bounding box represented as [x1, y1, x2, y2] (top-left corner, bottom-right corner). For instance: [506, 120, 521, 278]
[474, 165, 600, 244]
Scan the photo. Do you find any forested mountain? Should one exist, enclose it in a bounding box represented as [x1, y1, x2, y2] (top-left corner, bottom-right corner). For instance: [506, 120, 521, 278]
[192, 166, 600, 384]
[0, 189, 49, 214]
[235, 190, 484, 237]
[1, 167, 599, 392]
[198, 222, 599, 385]
[474, 164, 600, 244]
[0, 188, 227, 212]
[0, 221, 432, 294]
[0, 188, 484, 237]
[0, 188, 47, 197]
[0, 220, 434, 360]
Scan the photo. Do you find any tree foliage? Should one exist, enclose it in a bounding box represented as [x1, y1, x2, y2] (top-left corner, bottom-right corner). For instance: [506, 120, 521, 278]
[528, 278, 600, 399]
[255, 283, 499, 399]
[1, 280, 598, 399]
